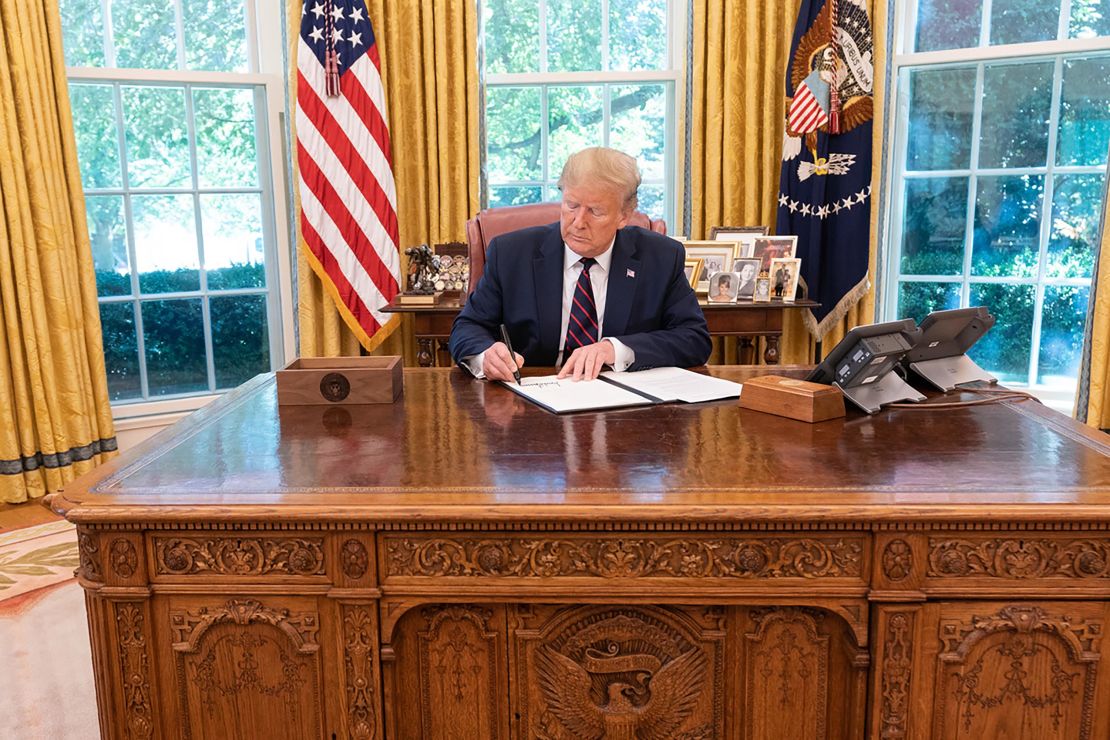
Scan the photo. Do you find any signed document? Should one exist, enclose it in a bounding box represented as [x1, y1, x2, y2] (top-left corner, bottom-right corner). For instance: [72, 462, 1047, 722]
[500, 375, 655, 414]
[498, 368, 741, 414]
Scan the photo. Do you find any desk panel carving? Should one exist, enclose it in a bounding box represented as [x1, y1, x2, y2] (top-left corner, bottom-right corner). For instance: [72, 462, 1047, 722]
[341, 604, 378, 740]
[154, 536, 326, 577]
[878, 610, 916, 739]
[523, 605, 718, 740]
[78, 530, 102, 582]
[115, 602, 155, 739]
[934, 603, 1104, 740]
[928, 537, 1110, 579]
[169, 598, 323, 739]
[385, 535, 865, 580]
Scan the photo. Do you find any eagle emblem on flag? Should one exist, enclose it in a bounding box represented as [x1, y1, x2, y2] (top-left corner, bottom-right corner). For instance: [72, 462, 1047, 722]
[783, 0, 874, 177]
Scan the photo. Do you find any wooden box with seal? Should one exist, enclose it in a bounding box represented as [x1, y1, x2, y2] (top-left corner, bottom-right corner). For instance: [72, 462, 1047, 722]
[739, 374, 845, 423]
[276, 356, 403, 405]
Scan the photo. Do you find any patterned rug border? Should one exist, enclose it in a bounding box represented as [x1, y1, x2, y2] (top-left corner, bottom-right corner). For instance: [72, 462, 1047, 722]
[0, 520, 79, 602]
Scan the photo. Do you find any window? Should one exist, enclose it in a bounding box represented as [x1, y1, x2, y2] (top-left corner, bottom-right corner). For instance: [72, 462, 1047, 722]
[481, 0, 680, 225]
[60, 0, 291, 411]
[883, 0, 1110, 402]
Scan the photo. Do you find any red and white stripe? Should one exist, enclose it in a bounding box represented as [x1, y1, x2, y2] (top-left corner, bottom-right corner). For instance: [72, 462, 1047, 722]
[296, 38, 400, 337]
[787, 82, 829, 135]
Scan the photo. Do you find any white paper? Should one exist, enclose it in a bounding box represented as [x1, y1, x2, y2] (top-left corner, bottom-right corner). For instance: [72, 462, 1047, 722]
[501, 375, 653, 413]
[600, 367, 742, 404]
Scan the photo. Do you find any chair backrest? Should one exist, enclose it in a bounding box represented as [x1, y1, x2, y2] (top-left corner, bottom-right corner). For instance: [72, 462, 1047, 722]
[464, 202, 667, 293]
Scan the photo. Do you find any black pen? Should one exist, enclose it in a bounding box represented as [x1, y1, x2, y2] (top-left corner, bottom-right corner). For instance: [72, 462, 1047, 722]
[499, 324, 522, 385]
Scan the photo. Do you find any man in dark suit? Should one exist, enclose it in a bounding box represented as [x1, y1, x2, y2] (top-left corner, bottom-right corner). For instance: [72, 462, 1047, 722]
[449, 147, 711, 381]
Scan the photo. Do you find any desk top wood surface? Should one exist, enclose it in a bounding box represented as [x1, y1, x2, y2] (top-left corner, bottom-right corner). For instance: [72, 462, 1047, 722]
[51, 366, 1110, 524]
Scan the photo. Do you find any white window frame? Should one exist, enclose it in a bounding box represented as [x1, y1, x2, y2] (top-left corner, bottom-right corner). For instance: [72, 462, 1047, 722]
[65, 0, 295, 422]
[481, 0, 683, 228]
[881, 0, 1110, 411]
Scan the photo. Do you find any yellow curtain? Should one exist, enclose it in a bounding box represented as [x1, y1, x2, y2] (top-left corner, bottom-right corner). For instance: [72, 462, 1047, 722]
[0, 0, 116, 503]
[289, 0, 481, 361]
[686, 0, 887, 363]
[1083, 191, 1110, 429]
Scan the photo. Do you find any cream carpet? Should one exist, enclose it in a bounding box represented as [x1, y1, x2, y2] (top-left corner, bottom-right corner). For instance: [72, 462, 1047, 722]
[0, 521, 99, 739]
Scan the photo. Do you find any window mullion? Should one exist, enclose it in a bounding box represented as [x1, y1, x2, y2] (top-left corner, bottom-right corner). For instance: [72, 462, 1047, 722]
[539, 0, 548, 74]
[244, 0, 261, 73]
[601, 0, 610, 71]
[898, 0, 913, 54]
[101, 0, 114, 67]
[961, 63, 986, 308]
[980, 0, 993, 48]
[174, 0, 186, 69]
[1058, 0, 1073, 41]
[112, 81, 150, 401]
[1027, 54, 1068, 387]
[183, 85, 217, 392]
[540, 86, 549, 198]
[883, 68, 911, 319]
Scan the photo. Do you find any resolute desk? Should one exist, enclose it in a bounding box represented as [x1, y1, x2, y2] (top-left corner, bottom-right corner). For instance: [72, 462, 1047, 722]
[52, 367, 1110, 739]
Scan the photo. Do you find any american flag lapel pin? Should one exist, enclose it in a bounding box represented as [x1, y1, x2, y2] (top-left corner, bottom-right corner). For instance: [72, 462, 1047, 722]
[626, 268, 635, 278]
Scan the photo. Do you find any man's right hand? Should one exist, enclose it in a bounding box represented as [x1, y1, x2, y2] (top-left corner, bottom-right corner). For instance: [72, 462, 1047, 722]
[482, 342, 525, 382]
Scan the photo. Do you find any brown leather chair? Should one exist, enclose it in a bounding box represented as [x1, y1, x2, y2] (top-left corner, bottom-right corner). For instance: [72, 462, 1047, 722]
[464, 202, 667, 294]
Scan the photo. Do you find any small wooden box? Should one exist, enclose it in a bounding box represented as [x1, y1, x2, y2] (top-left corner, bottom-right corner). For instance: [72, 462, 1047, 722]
[739, 374, 845, 423]
[276, 356, 403, 405]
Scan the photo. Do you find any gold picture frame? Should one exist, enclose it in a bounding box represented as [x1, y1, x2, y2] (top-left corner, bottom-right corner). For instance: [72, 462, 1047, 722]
[683, 258, 703, 289]
[681, 241, 737, 292]
[709, 225, 769, 238]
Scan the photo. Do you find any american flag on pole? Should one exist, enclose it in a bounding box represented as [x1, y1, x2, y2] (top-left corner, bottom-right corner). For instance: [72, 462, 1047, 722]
[296, 0, 401, 349]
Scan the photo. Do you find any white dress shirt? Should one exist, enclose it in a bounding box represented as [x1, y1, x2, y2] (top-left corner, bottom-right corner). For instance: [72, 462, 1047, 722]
[464, 240, 635, 377]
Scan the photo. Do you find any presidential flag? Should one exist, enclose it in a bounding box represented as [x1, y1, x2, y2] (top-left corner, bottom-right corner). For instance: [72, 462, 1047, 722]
[296, 0, 401, 349]
[776, 0, 874, 340]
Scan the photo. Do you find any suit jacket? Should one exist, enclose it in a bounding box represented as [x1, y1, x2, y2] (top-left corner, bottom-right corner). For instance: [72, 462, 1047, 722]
[449, 223, 712, 371]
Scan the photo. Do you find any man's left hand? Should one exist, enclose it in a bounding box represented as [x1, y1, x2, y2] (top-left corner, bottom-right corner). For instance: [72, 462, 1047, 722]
[558, 340, 616, 381]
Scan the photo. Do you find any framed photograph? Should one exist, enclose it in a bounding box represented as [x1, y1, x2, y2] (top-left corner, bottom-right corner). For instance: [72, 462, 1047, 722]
[709, 225, 769, 238]
[769, 257, 802, 302]
[731, 258, 761, 300]
[681, 241, 737, 291]
[752, 235, 798, 272]
[683, 258, 703, 289]
[713, 232, 758, 259]
[707, 271, 740, 303]
[753, 276, 771, 302]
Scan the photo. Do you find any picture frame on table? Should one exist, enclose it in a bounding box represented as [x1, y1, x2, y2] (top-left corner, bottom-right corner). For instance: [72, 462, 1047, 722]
[752, 235, 798, 272]
[681, 241, 737, 292]
[683, 258, 703, 290]
[707, 271, 740, 303]
[710, 226, 766, 259]
[753, 275, 772, 302]
[709, 225, 769, 238]
[731, 258, 762, 301]
[769, 257, 802, 302]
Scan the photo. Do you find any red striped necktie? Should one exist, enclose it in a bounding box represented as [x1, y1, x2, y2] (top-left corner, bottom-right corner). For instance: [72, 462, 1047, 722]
[564, 257, 599, 352]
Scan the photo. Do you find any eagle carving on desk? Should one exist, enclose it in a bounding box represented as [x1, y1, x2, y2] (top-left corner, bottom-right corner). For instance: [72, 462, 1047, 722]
[535, 644, 708, 740]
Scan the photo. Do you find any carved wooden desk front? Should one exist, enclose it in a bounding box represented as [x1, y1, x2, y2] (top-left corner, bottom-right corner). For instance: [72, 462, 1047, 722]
[52, 367, 1110, 739]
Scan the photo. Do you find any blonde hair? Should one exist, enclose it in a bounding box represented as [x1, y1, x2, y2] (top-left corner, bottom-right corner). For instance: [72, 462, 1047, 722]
[557, 147, 641, 211]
